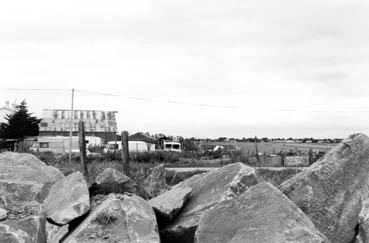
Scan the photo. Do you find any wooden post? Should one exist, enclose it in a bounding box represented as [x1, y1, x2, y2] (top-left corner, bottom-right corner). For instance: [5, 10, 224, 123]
[69, 88, 74, 164]
[79, 121, 88, 178]
[114, 134, 117, 160]
[308, 148, 313, 165]
[254, 136, 260, 163]
[121, 131, 129, 176]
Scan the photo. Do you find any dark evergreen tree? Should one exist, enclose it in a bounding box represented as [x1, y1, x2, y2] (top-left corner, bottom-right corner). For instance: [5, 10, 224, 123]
[0, 100, 41, 139]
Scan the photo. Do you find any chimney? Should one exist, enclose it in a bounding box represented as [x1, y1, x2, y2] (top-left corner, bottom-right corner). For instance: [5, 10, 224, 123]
[5, 101, 9, 108]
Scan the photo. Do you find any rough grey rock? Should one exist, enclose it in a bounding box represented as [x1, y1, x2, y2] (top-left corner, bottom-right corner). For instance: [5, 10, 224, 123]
[195, 182, 329, 243]
[95, 168, 130, 184]
[44, 171, 90, 225]
[255, 167, 305, 186]
[0, 152, 63, 242]
[1, 215, 46, 243]
[161, 162, 261, 243]
[46, 221, 69, 243]
[0, 223, 32, 243]
[165, 168, 210, 185]
[149, 186, 192, 221]
[64, 193, 160, 243]
[0, 152, 65, 207]
[279, 134, 369, 243]
[355, 198, 369, 243]
[0, 208, 7, 221]
[90, 168, 145, 198]
[143, 164, 169, 198]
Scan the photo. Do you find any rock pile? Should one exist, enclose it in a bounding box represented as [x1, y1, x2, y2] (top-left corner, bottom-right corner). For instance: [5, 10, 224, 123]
[149, 186, 192, 221]
[195, 182, 329, 243]
[279, 133, 369, 243]
[63, 193, 160, 243]
[0, 152, 64, 242]
[3, 134, 369, 243]
[89, 167, 146, 198]
[44, 172, 90, 225]
[161, 162, 262, 243]
[143, 164, 170, 198]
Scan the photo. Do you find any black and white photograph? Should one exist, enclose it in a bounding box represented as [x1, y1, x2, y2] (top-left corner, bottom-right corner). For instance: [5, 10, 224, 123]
[0, 0, 368, 242]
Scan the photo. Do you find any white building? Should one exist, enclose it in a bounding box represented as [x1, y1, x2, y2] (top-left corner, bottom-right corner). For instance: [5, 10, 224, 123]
[0, 101, 15, 124]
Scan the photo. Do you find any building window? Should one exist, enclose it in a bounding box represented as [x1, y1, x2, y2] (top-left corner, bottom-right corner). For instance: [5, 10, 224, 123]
[173, 144, 180, 149]
[40, 142, 49, 148]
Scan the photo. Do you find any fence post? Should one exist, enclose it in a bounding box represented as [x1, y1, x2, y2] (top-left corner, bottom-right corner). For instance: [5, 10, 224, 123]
[121, 131, 129, 176]
[308, 148, 313, 165]
[79, 121, 88, 178]
[114, 134, 117, 160]
[254, 136, 260, 164]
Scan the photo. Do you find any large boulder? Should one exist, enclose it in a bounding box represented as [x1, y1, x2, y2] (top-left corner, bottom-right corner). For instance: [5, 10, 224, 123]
[143, 164, 169, 198]
[46, 221, 69, 243]
[161, 162, 262, 243]
[0, 152, 65, 207]
[279, 134, 369, 243]
[255, 167, 305, 186]
[355, 198, 369, 243]
[1, 215, 46, 243]
[0, 223, 33, 243]
[165, 168, 214, 185]
[95, 167, 131, 185]
[0, 152, 64, 242]
[149, 186, 192, 221]
[44, 172, 90, 225]
[195, 182, 329, 243]
[0, 208, 7, 221]
[90, 168, 146, 198]
[64, 193, 160, 243]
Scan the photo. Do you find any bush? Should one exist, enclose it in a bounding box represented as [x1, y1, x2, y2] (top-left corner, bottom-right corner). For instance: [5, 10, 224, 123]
[31, 151, 57, 165]
[229, 150, 250, 164]
[131, 151, 180, 163]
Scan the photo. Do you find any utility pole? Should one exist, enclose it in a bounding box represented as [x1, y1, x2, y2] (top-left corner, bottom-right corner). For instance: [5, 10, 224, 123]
[69, 88, 74, 164]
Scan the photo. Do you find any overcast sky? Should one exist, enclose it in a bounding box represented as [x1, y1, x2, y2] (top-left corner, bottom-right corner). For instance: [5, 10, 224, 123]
[0, 0, 369, 138]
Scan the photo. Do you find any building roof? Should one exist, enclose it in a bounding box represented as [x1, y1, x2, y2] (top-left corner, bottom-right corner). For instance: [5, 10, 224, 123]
[129, 132, 157, 144]
[39, 109, 117, 133]
[0, 106, 13, 112]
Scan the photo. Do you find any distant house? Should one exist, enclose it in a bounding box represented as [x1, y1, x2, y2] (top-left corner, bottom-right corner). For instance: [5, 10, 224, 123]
[129, 132, 157, 151]
[0, 101, 15, 124]
[38, 109, 118, 142]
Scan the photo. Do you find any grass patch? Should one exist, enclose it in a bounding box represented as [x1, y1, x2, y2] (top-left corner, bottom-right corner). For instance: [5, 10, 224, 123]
[94, 210, 119, 226]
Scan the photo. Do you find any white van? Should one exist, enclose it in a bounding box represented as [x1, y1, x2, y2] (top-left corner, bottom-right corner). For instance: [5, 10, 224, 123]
[163, 141, 182, 152]
[103, 141, 149, 153]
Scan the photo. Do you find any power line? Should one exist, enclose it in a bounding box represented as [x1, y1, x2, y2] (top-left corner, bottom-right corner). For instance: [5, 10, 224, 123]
[2, 87, 369, 113]
[74, 89, 120, 97]
[0, 88, 70, 92]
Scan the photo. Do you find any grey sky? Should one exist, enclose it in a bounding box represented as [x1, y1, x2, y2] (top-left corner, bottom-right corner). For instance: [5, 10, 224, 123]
[1, 0, 369, 138]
